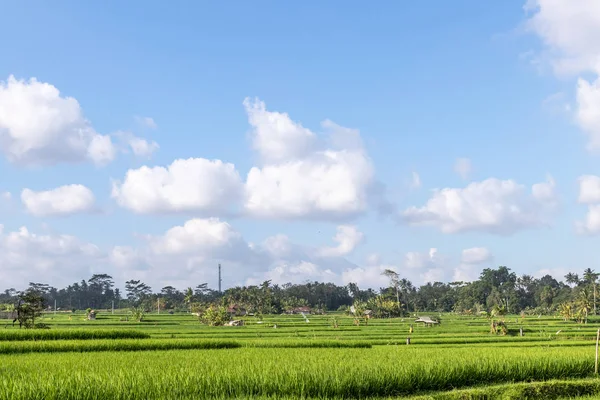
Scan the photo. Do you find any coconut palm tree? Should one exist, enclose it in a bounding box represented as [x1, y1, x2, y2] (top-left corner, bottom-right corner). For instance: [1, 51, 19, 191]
[558, 302, 574, 322]
[564, 272, 580, 287]
[184, 287, 194, 312]
[583, 269, 599, 315]
[576, 288, 592, 324]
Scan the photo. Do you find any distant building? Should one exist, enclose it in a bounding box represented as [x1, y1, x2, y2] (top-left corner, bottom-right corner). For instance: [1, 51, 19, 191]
[286, 306, 312, 315]
[414, 316, 438, 326]
[227, 304, 247, 317]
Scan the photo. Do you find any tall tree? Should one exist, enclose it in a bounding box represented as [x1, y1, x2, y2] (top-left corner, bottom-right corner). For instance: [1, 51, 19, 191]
[583, 268, 599, 315]
[382, 269, 401, 312]
[125, 280, 152, 306]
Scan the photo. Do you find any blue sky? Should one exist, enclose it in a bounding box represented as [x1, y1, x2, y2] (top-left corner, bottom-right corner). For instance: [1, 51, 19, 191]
[0, 1, 599, 291]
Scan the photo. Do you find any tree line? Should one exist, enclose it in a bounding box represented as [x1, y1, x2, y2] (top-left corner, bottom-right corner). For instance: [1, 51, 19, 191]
[1, 266, 599, 318]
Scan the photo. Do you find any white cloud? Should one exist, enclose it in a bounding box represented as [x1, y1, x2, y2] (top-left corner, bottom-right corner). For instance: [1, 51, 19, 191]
[578, 175, 600, 204]
[576, 204, 600, 235]
[112, 99, 382, 221]
[525, 0, 600, 76]
[534, 267, 569, 280]
[148, 218, 249, 257]
[576, 78, 600, 151]
[454, 158, 472, 180]
[0, 225, 103, 289]
[127, 136, 159, 158]
[402, 177, 558, 234]
[87, 134, 116, 166]
[21, 184, 96, 217]
[461, 247, 492, 264]
[317, 225, 364, 257]
[247, 260, 337, 286]
[112, 158, 243, 214]
[135, 116, 157, 130]
[453, 247, 493, 282]
[109, 218, 267, 288]
[244, 99, 376, 220]
[244, 97, 316, 164]
[342, 263, 391, 289]
[1, 191, 10, 201]
[525, 1, 600, 150]
[245, 150, 374, 219]
[0, 76, 117, 166]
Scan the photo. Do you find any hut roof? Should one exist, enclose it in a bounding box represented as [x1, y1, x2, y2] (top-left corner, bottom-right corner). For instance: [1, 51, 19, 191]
[415, 316, 438, 324]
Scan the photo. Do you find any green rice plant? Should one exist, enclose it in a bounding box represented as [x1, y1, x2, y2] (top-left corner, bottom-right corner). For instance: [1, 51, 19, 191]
[408, 378, 600, 399]
[0, 338, 371, 354]
[0, 346, 596, 399]
[0, 329, 149, 341]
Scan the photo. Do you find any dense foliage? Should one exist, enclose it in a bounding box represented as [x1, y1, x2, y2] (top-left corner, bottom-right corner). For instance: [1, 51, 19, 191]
[2, 266, 600, 317]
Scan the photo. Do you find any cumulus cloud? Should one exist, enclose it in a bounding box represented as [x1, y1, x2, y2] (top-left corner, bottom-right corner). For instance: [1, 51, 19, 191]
[576, 78, 600, 151]
[401, 177, 558, 234]
[578, 175, 600, 204]
[525, 1, 600, 150]
[0, 218, 495, 290]
[0, 76, 116, 166]
[454, 158, 472, 180]
[460, 247, 492, 264]
[317, 225, 364, 257]
[127, 137, 159, 158]
[0, 225, 103, 289]
[343, 249, 454, 288]
[113, 99, 382, 220]
[576, 175, 600, 235]
[453, 247, 493, 282]
[109, 218, 268, 288]
[244, 97, 316, 164]
[576, 204, 600, 235]
[21, 184, 96, 217]
[111, 158, 243, 214]
[113, 131, 159, 158]
[244, 99, 376, 220]
[525, 0, 600, 77]
[1, 191, 10, 201]
[0, 75, 158, 166]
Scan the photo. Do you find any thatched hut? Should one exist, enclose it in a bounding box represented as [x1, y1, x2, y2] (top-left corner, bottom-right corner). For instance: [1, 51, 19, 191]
[414, 316, 438, 326]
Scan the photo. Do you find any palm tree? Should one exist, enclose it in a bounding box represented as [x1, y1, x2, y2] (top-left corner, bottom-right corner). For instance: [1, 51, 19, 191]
[565, 272, 580, 287]
[583, 269, 599, 315]
[382, 269, 401, 312]
[576, 288, 592, 324]
[184, 287, 194, 312]
[558, 303, 574, 322]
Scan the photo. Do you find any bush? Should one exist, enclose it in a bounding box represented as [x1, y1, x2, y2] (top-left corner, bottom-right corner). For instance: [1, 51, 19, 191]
[200, 305, 230, 326]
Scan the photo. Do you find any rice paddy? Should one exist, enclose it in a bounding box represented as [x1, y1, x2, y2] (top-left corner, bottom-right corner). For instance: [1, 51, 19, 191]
[1, 311, 600, 399]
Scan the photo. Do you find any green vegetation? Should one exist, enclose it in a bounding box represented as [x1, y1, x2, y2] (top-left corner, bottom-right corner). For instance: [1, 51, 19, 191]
[0, 312, 600, 398]
[4, 266, 600, 398]
[0, 329, 149, 341]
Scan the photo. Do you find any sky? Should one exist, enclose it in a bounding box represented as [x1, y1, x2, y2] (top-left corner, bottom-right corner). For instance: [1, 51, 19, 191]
[1, 0, 599, 292]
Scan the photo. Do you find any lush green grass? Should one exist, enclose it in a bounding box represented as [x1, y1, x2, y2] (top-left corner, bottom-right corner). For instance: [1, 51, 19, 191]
[0, 346, 596, 399]
[2, 312, 600, 398]
[408, 379, 600, 399]
[0, 328, 149, 341]
[0, 338, 371, 354]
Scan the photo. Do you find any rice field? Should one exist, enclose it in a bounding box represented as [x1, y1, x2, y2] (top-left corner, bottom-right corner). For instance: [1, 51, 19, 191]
[1, 311, 600, 399]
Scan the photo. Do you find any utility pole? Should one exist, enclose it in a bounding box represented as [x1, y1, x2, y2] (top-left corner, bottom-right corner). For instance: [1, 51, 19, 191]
[54, 299, 57, 315]
[157, 298, 160, 314]
[218, 263, 222, 294]
[112, 300, 114, 314]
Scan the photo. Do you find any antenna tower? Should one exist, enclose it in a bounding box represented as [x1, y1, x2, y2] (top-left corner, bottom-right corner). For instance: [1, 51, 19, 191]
[218, 263, 222, 293]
